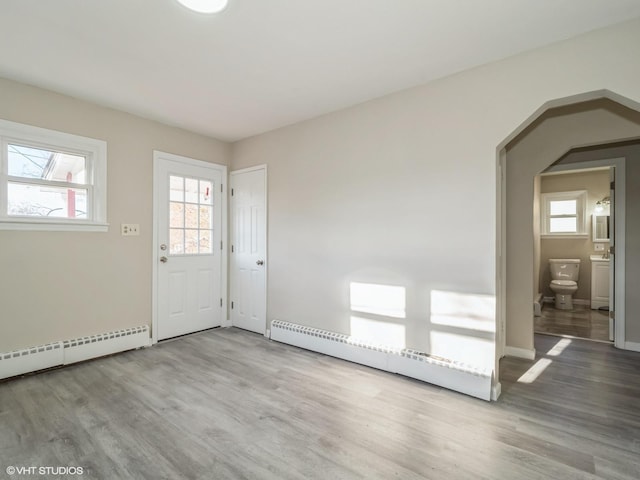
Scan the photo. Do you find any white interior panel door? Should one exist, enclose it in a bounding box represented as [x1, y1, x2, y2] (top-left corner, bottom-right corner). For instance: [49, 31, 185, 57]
[230, 166, 267, 334]
[155, 152, 225, 341]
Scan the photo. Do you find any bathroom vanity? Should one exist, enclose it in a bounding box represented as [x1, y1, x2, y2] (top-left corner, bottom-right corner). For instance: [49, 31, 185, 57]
[590, 254, 610, 310]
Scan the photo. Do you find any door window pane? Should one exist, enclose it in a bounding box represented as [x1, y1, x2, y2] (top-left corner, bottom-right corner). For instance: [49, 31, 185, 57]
[199, 230, 212, 254]
[200, 180, 212, 205]
[199, 205, 212, 229]
[169, 176, 184, 202]
[169, 202, 184, 228]
[170, 228, 184, 254]
[168, 174, 215, 255]
[185, 204, 198, 228]
[185, 178, 199, 204]
[185, 229, 199, 254]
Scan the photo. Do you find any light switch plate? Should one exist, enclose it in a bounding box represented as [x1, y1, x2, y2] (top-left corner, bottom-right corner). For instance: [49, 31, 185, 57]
[121, 224, 140, 236]
[594, 243, 605, 252]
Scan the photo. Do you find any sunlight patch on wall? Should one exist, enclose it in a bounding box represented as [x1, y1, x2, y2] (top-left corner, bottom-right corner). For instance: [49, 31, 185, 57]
[349, 316, 406, 349]
[429, 290, 496, 371]
[350, 282, 406, 319]
[430, 290, 495, 332]
[429, 331, 493, 370]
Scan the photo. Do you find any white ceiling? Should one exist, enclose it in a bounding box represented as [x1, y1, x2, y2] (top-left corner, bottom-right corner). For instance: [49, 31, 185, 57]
[2, 0, 640, 142]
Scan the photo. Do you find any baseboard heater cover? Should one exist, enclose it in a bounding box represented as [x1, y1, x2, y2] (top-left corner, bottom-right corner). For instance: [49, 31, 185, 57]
[270, 320, 492, 401]
[0, 326, 150, 381]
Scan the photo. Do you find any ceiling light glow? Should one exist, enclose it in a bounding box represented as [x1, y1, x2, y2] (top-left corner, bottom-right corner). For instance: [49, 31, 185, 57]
[176, 0, 228, 14]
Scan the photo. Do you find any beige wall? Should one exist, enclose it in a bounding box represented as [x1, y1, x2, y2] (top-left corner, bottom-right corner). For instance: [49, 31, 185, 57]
[232, 18, 640, 373]
[505, 101, 640, 351]
[538, 170, 610, 301]
[0, 78, 230, 352]
[557, 143, 640, 343]
[4, 17, 640, 377]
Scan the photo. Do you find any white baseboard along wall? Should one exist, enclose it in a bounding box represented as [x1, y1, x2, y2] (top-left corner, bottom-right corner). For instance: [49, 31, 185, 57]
[270, 320, 494, 401]
[0, 326, 150, 381]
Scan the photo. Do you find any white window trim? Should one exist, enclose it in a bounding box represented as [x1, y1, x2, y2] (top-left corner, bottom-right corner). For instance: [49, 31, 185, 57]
[540, 190, 587, 238]
[0, 119, 108, 232]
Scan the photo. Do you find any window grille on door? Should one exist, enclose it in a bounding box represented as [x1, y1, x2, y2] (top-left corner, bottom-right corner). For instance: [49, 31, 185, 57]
[169, 175, 214, 255]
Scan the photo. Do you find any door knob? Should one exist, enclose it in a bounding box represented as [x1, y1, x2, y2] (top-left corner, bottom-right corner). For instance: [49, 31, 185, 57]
[256, 260, 264, 266]
[160, 256, 168, 263]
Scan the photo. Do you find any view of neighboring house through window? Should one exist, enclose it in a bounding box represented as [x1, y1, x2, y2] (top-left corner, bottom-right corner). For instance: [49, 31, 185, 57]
[8, 144, 88, 219]
[0, 118, 107, 231]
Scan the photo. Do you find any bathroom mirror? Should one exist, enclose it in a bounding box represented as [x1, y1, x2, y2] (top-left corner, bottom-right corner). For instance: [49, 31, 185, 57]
[592, 214, 610, 242]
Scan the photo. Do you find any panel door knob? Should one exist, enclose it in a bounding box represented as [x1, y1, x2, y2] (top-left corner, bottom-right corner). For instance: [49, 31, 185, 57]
[256, 260, 264, 266]
[160, 256, 168, 263]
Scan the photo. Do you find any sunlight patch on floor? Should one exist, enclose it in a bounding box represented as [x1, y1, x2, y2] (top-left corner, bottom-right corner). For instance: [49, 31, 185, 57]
[517, 358, 552, 384]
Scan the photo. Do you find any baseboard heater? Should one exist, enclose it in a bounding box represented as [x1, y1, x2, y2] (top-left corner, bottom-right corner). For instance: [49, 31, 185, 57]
[270, 320, 492, 401]
[0, 326, 150, 381]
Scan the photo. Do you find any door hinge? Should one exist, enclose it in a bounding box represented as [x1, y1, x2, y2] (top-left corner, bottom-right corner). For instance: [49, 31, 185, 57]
[231, 245, 234, 253]
[610, 181, 615, 190]
[610, 310, 615, 320]
[221, 241, 223, 250]
[231, 188, 234, 196]
[609, 246, 615, 255]
[220, 298, 223, 307]
[231, 301, 234, 309]
[221, 184, 223, 193]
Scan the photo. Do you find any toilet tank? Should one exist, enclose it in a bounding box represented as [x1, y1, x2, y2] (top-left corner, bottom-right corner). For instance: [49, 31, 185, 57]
[549, 259, 580, 281]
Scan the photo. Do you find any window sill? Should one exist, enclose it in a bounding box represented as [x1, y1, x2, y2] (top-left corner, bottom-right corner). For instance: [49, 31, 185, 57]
[0, 219, 109, 232]
[541, 234, 588, 240]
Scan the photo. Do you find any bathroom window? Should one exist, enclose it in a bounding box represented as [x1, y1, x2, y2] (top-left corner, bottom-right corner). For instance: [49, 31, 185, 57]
[0, 119, 107, 231]
[541, 190, 587, 237]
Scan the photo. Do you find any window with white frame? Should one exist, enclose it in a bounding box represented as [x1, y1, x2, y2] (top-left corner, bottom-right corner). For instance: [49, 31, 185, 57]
[541, 190, 587, 236]
[0, 119, 107, 231]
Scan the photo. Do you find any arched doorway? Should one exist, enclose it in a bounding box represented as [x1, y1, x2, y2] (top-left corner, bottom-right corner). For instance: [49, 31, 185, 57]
[494, 90, 640, 392]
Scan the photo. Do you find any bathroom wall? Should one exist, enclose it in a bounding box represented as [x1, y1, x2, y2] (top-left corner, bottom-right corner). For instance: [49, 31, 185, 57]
[538, 169, 610, 302]
[0, 77, 230, 352]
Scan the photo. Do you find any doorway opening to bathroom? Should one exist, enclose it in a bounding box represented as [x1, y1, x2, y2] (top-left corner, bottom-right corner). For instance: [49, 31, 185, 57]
[533, 163, 615, 343]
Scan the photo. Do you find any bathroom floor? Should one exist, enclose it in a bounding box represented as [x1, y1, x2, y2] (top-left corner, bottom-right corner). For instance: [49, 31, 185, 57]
[535, 303, 611, 342]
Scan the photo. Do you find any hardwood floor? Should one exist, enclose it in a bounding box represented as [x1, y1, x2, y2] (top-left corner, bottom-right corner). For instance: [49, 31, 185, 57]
[1, 328, 639, 479]
[535, 303, 610, 342]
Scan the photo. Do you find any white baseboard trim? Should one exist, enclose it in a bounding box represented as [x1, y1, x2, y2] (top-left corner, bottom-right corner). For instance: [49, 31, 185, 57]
[491, 382, 502, 401]
[504, 346, 536, 360]
[0, 326, 150, 381]
[623, 341, 640, 353]
[542, 297, 590, 307]
[270, 319, 493, 401]
[534, 293, 543, 317]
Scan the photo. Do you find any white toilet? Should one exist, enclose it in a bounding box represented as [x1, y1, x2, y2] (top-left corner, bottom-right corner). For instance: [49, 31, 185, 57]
[549, 259, 580, 310]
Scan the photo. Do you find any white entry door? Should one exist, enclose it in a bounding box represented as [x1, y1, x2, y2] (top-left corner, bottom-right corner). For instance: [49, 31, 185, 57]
[154, 152, 226, 341]
[230, 166, 267, 334]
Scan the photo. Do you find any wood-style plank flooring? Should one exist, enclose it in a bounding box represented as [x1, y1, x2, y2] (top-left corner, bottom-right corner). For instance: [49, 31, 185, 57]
[1, 328, 639, 479]
[535, 303, 610, 342]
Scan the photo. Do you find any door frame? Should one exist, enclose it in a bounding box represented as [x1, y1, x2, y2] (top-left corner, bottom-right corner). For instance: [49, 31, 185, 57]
[151, 151, 228, 344]
[541, 157, 626, 348]
[229, 164, 268, 336]
[497, 156, 627, 355]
